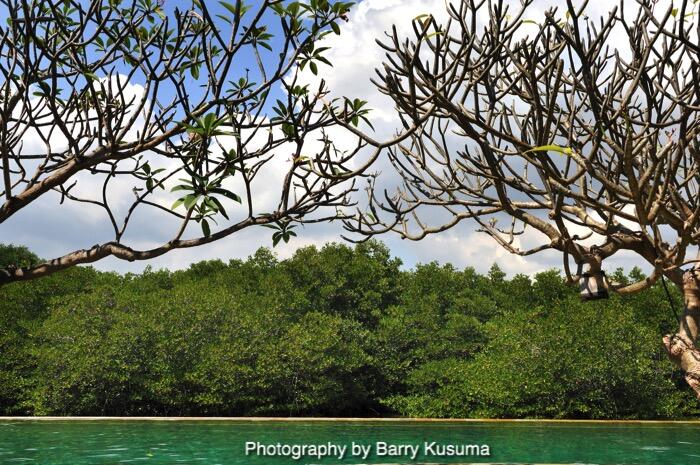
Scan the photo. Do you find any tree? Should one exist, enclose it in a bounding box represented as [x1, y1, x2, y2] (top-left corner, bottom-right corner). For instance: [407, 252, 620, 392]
[387, 276, 690, 419]
[2, 241, 693, 417]
[27, 243, 387, 416]
[0, 245, 119, 414]
[0, 0, 389, 284]
[347, 0, 700, 396]
[0, 243, 40, 268]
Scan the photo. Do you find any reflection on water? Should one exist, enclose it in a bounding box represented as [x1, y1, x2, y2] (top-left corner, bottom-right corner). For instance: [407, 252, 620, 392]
[0, 420, 699, 464]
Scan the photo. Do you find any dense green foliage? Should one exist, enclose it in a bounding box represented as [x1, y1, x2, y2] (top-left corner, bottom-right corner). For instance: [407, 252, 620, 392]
[0, 242, 697, 418]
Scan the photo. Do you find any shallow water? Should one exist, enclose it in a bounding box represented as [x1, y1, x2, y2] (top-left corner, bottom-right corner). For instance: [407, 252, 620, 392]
[1, 420, 699, 464]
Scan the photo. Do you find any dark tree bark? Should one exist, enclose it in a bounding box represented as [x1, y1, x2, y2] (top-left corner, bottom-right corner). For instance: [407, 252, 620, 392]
[664, 268, 700, 398]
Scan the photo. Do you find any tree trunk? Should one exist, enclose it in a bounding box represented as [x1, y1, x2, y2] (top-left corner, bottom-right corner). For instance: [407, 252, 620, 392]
[663, 270, 700, 398]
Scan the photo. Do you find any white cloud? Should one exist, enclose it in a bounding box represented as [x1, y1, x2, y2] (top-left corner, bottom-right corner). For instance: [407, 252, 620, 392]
[398, 225, 556, 276]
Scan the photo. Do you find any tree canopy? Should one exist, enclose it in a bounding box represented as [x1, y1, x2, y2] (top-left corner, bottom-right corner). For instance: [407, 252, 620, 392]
[1, 241, 696, 419]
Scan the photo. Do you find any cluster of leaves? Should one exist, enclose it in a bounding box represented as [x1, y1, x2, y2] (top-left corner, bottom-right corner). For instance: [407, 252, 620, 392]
[342, 97, 373, 128]
[0, 242, 696, 418]
[168, 113, 243, 236]
[261, 220, 298, 247]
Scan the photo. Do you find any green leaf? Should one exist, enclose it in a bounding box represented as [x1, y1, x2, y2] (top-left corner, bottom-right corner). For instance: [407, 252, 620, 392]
[190, 64, 200, 80]
[220, 1, 239, 16]
[209, 196, 229, 219]
[211, 188, 241, 203]
[525, 145, 573, 156]
[201, 218, 211, 237]
[216, 13, 232, 23]
[183, 194, 199, 209]
[171, 198, 184, 210]
[309, 61, 318, 75]
[171, 184, 195, 192]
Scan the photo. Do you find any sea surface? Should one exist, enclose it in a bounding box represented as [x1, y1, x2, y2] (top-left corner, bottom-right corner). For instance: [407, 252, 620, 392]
[1, 419, 699, 464]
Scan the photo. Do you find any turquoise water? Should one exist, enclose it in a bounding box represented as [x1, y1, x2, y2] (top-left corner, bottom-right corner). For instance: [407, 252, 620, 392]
[1, 420, 700, 464]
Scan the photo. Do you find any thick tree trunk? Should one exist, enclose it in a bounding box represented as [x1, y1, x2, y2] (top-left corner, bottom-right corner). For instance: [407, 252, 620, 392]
[663, 270, 700, 398]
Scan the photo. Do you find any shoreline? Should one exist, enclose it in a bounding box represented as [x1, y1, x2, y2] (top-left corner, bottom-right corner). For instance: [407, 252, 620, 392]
[1, 416, 700, 424]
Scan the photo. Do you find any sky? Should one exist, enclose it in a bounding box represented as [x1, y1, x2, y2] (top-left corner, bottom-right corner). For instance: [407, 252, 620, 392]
[0, 0, 683, 276]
